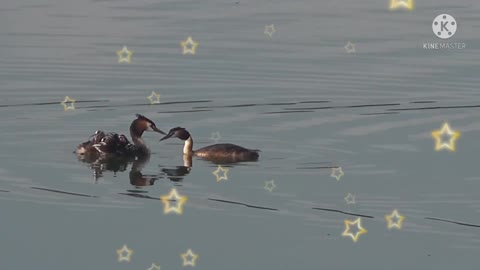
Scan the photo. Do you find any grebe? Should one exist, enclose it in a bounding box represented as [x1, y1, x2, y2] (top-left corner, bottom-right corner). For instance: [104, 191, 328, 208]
[159, 127, 260, 163]
[75, 114, 165, 158]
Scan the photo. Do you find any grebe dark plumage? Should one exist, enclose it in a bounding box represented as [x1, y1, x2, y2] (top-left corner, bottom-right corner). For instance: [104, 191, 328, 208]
[75, 114, 165, 158]
[159, 127, 260, 163]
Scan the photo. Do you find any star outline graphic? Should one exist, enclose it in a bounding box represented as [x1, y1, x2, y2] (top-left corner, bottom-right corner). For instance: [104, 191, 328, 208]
[331, 166, 344, 181]
[385, 209, 406, 230]
[147, 263, 161, 270]
[344, 41, 355, 53]
[210, 131, 221, 143]
[160, 188, 188, 214]
[147, 91, 161, 104]
[344, 193, 356, 205]
[264, 179, 276, 192]
[116, 244, 133, 262]
[264, 24, 276, 38]
[61, 96, 76, 111]
[389, 0, 414, 10]
[180, 249, 199, 267]
[116, 46, 133, 63]
[342, 217, 367, 243]
[212, 165, 229, 182]
[431, 122, 461, 152]
[180, 36, 199, 55]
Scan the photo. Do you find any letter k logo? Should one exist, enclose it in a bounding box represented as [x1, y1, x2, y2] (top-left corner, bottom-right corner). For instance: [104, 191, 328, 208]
[440, 20, 449, 32]
[432, 14, 457, 39]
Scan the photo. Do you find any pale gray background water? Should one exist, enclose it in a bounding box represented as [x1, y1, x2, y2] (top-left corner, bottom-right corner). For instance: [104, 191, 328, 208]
[1, 0, 480, 269]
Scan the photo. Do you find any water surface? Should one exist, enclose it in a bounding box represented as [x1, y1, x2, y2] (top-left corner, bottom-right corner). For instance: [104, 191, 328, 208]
[1, 0, 480, 269]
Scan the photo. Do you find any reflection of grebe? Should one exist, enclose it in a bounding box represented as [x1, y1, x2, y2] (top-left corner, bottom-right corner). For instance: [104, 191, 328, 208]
[77, 153, 191, 185]
[77, 155, 156, 184]
[160, 127, 260, 163]
[161, 155, 192, 182]
[75, 114, 165, 158]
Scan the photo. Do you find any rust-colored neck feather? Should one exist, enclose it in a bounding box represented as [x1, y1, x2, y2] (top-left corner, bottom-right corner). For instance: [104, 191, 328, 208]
[130, 119, 147, 146]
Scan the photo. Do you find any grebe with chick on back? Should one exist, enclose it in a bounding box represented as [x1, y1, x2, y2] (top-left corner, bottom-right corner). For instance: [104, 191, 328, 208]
[75, 114, 166, 158]
[159, 127, 260, 163]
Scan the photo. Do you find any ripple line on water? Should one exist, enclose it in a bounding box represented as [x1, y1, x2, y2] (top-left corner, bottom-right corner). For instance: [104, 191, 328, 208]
[208, 198, 278, 211]
[312, 207, 375, 219]
[425, 217, 480, 228]
[30, 187, 98, 198]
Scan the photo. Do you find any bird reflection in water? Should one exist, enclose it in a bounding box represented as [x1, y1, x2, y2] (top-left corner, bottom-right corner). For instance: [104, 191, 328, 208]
[161, 155, 192, 182]
[76, 153, 192, 186]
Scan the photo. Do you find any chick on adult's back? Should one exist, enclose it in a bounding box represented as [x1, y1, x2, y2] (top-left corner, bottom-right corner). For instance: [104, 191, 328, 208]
[75, 114, 165, 158]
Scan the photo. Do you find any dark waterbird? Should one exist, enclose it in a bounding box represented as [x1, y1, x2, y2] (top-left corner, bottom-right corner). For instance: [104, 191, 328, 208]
[75, 114, 166, 159]
[159, 127, 260, 164]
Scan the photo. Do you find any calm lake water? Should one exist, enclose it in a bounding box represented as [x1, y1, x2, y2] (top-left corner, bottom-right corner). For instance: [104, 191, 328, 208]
[1, 0, 480, 269]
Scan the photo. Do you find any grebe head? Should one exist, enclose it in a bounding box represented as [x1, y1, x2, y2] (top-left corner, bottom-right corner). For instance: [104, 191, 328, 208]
[159, 127, 191, 141]
[130, 114, 166, 138]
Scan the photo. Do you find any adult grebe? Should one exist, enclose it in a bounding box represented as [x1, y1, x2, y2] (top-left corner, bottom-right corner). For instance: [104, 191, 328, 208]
[75, 114, 165, 158]
[159, 127, 260, 163]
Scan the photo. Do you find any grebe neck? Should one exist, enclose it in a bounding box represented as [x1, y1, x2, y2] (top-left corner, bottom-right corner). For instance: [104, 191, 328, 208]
[132, 135, 145, 146]
[183, 136, 193, 155]
[183, 154, 192, 168]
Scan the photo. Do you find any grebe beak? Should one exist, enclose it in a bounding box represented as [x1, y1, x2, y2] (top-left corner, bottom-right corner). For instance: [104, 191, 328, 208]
[159, 131, 175, 141]
[152, 126, 166, 135]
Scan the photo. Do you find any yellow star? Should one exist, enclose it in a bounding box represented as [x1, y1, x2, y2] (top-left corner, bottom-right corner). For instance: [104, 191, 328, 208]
[116, 244, 133, 262]
[431, 122, 461, 152]
[180, 36, 199, 55]
[180, 249, 199, 267]
[160, 188, 188, 215]
[344, 193, 355, 205]
[264, 180, 276, 192]
[147, 263, 161, 270]
[389, 0, 414, 10]
[60, 96, 76, 111]
[147, 91, 161, 104]
[331, 166, 344, 181]
[212, 165, 229, 182]
[344, 41, 355, 53]
[264, 24, 276, 38]
[342, 217, 367, 243]
[385, 209, 405, 230]
[116, 45, 133, 63]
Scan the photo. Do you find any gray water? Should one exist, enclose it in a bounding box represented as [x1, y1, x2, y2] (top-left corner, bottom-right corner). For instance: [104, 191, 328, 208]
[1, 0, 480, 269]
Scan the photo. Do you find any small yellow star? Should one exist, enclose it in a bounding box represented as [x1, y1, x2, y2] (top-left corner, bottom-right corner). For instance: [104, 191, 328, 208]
[342, 217, 367, 243]
[344, 41, 355, 53]
[212, 165, 229, 182]
[264, 24, 276, 38]
[264, 180, 276, 192]
[344, 193, 355, 205]
[331, 166, 344, 181]
[431, 122, 461, 152]
[147, 263, 161, 270]
[180, 36, 199, 55]
[147, 91, 161, 104]
[61, 96, 76, 111]
[116, 244, 133, 262]
[116, 46, 133, 63]
[210, 131, 221, 143]
[385, 209, 405, 230]
[160, 188, 188, 214]
[389, 0, 414, 10]
[180, 249, 199, 267]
